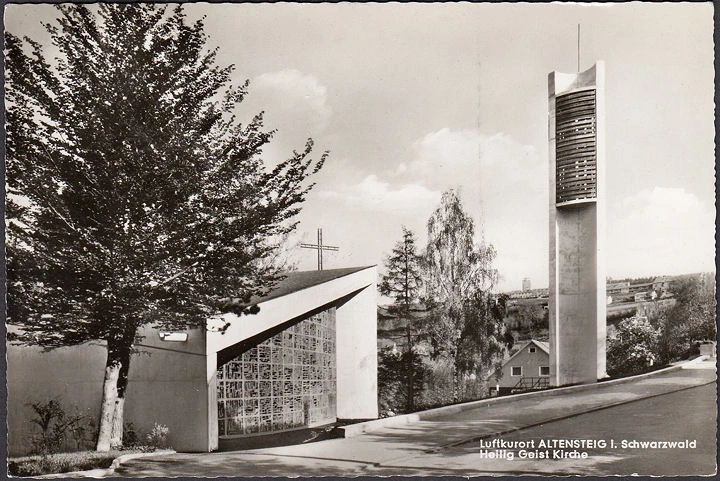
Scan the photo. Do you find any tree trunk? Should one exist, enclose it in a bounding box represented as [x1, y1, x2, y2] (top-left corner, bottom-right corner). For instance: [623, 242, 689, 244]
[109, 397, 125, 449]
[405, 322, 414, 412]
[96, 354, 121, 452]
[452, 363, 461, 403]
[109, 347, 130, 448]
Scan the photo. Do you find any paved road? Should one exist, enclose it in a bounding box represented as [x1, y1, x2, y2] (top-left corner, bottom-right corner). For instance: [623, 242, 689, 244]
[113, 359, 716, 477]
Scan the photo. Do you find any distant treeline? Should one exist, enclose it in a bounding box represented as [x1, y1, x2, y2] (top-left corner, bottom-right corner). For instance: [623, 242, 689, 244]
[607, 272, 711, 285]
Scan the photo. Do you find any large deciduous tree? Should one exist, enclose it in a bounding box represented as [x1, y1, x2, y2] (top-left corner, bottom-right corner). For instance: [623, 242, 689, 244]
[655, 274, 716, 364]
[5, 4, 326, 451]
[424, 190, 506, 400]
[379, 227, 425, 412]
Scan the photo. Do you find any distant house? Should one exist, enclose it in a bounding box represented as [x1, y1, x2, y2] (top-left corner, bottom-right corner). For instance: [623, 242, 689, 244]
[607, 281, 630, 295]
[496, 340, 550, 395]
[699, 341, 716, 358]
[634, 291, 656, 302]
[506, 288, 549, 300]
[652, 276, 671, 294]
[628, 282, 654, 294]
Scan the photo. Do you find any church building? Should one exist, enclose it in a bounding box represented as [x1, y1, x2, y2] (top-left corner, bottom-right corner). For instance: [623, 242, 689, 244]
[7, 266, 378, 455]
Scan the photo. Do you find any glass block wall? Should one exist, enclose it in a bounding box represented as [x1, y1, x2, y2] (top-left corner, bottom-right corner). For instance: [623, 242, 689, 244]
[216, 308, 337, 436]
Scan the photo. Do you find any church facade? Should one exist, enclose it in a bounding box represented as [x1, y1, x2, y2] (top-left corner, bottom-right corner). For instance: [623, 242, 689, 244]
[7, 266, 378, 455]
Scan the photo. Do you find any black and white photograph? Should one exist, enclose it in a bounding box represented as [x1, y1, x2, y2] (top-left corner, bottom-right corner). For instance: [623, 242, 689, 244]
[3, 1, 717, 477]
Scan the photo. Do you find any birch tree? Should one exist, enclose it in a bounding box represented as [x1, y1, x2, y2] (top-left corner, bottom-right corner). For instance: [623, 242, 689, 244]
[424, 190, 506, 400]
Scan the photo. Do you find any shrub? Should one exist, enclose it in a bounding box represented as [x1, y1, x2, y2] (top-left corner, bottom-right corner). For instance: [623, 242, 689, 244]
[8, 450, 124, 476]
[418, 358, 455, 408]
[607, 316, 659, 377]
[146, 423, 170, 448]
[122, 422, 140, 448]
[68, 413, 97, 452]
[377, 347, 403, 416]
[28, 399, 86, 455]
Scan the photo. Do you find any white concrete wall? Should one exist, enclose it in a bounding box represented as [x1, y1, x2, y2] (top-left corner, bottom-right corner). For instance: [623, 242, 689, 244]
[7, 341, 107, 456]
[548, 62, 607, 387]
[205, 351, 219, 451]
[594, 63, 608, 380]
[6, 325, 212, 456]
[127, 325, 213, 453]
[336, 283, 379, 419]
[554, 204, 601, 384]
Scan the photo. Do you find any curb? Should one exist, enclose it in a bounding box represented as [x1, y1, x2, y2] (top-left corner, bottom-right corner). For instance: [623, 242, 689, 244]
[33, 449, 176, 478]
[340, 356, 711, 438]
[109, 449, 175, 473]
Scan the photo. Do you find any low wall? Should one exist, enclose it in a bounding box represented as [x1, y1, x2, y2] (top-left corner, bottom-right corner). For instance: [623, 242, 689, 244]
[7, 325, 210, 456]
[7, 342, 107, 456]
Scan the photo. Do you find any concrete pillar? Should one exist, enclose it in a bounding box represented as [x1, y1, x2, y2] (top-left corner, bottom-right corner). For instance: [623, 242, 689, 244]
[548, 62, 607, 387]
[206, 351, 219, 452]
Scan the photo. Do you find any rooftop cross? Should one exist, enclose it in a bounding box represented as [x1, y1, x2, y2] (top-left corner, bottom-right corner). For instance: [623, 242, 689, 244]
[300, 228, 339, 271]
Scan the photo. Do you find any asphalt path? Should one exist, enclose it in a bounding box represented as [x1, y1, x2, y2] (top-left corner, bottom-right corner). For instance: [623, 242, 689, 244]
[111, 359, 716, 477]
[368, 380, 716, 476]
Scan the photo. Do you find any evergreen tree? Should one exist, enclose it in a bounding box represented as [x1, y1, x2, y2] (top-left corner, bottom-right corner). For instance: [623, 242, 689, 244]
[5, 4, 326, 451]
[379, 227, 424, 412]
[424, 190, 506, 400]
[376, 346, 427, 415]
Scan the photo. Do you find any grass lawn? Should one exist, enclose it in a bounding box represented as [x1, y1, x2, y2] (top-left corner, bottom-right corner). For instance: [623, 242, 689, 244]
[8, 449, 147, 477]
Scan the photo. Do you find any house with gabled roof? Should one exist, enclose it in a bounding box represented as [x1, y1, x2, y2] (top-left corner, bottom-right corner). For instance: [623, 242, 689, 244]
[495, 339, 550, 395]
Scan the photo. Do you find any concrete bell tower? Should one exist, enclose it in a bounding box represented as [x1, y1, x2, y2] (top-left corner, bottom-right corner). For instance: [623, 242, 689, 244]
[548, 62, 607, 386]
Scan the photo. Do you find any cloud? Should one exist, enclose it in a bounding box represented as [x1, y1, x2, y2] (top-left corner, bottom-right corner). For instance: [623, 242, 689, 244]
[621, 186, 706, 215]
[249, 69, 332, 134]
[238, 69, 333, 166]
[317, 175, 441, 215]
[608, 187, 715, 277]
[397, 128, 540, 190]
[316, 128, 544, 230]
[291, 175, 442, 272]
[396, 128, 548, 290]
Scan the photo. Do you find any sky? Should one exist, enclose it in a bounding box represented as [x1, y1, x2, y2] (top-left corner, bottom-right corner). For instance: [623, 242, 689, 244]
[5, 2, 716, 292]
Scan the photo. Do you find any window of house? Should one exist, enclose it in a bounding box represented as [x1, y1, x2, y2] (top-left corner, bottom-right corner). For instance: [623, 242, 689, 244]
[539, 366, 550, 377]
[529, 347, 536, 353]
[511, 366, 522, 376]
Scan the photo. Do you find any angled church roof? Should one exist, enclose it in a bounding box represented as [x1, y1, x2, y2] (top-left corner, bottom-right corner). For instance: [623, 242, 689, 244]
[251, 266, 374, 305]
[210, 265, 376, 359]
[221, 266, 375, 309]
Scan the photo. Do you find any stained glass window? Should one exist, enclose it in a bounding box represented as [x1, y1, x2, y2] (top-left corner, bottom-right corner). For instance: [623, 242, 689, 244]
[216, 308, 337, 436]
